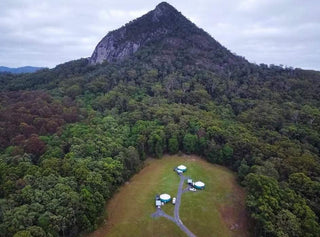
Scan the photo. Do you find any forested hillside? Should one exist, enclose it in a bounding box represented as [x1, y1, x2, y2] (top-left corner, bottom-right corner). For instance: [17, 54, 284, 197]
[0, 2, 320, 237]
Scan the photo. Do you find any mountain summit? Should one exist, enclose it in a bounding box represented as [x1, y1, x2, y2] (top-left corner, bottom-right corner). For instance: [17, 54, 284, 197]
[89, 2, 189, 64]
[89, 2, 246, 68]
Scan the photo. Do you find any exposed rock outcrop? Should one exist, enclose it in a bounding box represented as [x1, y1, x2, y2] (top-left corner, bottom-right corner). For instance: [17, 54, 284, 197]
[89, 2, 191, 64]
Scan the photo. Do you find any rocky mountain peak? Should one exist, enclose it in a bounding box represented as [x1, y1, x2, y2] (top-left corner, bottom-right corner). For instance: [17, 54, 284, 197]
[89, 2, 190, 65]
[152, 2, 178, 21]
[89, 2, 247, 69]
[155, 1, 175, 10]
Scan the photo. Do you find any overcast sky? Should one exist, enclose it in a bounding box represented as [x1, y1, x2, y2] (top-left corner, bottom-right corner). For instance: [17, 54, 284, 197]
[0, 0, 319, 70]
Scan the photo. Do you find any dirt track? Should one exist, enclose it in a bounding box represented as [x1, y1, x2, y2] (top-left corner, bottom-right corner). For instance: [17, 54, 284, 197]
[151, 173, 196, 237]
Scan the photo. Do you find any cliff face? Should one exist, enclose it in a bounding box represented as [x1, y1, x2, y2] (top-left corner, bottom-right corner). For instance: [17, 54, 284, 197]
[89, 2, 178, 64]
[89, 26, 168, 64]
[89, 30, 139, 64]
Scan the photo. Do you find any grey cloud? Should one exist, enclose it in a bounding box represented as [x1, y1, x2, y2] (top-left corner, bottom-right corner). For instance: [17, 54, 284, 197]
[0, 0, 319, 70]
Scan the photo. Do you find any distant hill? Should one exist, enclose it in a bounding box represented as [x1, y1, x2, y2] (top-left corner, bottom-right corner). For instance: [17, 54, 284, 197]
[0, 66, 45, 74]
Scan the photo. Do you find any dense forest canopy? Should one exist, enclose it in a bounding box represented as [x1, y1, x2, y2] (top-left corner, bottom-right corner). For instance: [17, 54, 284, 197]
[1, 2, 320, 237]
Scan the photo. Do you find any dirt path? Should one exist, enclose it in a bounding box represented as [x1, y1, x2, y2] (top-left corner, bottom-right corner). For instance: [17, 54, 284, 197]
[151, 174, 196, 237]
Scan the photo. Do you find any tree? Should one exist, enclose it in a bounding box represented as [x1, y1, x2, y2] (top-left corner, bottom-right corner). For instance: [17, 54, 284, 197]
[148, 130, 165, 158]
[65, 84, 82, 98]
[222, 144, 233, 166]
[275, 210, 301, 237]
[168, 136, 179, 154]
[205, 140, 223, 164]
[13, 231, 32, 237]
[183, 133, 197, 154]
[26, 226, 46, 237]
[245, 173, 320, 236]
[196, 137, 207, 155]
[251, 161, 280, 180]
[238, 159, 250, 180]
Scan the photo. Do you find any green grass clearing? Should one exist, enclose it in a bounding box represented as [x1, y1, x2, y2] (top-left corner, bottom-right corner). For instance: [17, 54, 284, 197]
[87, 155, 250, 237]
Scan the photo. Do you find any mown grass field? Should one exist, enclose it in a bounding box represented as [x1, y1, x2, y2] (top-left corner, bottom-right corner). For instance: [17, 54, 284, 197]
[88, 155, 250, 237]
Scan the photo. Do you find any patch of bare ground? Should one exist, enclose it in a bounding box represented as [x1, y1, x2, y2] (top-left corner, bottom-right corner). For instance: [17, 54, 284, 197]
[219, 179, 250, 237]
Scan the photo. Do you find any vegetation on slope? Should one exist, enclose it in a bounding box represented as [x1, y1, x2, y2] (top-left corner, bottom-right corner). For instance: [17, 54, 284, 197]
[0, 4, 320, 236]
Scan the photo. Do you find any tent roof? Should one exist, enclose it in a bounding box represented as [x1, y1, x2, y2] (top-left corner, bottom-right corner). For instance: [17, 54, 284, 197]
[177, 165, 187, 170]
[160, 193, 171, 200]
[194, 181, 205, 187]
